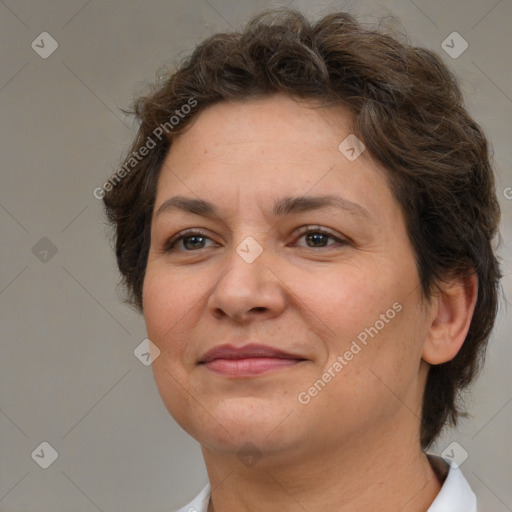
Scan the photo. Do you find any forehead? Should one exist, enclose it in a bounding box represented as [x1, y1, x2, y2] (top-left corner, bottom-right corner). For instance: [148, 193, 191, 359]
[154, 94, 396, 221]
[167, 94, 354, 162]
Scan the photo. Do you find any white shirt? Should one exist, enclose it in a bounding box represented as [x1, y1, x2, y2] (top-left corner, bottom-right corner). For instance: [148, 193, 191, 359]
[173, 456, 477, 512]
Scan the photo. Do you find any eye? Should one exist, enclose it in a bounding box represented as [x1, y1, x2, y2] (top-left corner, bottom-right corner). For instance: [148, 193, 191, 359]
[293, 226, 348, 248]
[164, 229, 218, 252]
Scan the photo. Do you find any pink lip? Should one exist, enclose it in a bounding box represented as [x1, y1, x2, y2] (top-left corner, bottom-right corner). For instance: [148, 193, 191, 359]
[199, 344, 306, 377]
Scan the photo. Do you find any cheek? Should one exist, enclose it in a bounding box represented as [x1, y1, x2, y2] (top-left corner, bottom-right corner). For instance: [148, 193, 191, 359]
[143, 264, 197, 341]
[294, 260, 423, 382]
[142, 267, 195, 389]
[142, 267, 200, 425]
[143, 270, 171, 343]
[301, 304, 424, 439]
[287, 260, 399, 344]
[142, 262, 215, 381]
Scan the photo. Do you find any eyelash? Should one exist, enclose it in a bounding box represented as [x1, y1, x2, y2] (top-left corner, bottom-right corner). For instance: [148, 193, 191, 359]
[163, 226, 348, 252]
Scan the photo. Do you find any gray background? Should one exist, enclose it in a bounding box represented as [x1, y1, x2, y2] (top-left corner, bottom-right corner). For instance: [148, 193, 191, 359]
[1, 0, 511, 510]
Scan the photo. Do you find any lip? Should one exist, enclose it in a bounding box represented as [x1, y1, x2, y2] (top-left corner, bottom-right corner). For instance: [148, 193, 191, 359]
[199, 343, 307, 377]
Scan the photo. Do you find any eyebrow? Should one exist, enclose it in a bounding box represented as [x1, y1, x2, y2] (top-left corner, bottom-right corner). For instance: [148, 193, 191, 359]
[155, 194, 374, 223]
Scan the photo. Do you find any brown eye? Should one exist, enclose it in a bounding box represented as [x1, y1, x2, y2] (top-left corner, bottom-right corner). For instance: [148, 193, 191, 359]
[165, 230, 218, 252]
[181, 235, 208, 250]
[294, 227, 347, 249]
[305, 232, 331, 247]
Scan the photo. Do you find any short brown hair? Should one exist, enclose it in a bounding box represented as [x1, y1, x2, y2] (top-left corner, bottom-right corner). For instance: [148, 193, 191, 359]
[103, 8, 502, 449]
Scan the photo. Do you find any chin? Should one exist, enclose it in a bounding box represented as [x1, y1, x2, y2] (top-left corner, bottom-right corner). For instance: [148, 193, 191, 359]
[182, 400, 301, 453]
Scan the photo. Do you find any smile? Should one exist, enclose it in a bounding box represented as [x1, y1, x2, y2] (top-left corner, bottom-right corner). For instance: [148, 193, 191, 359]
[198, 343, 307, 377]
[203, 357, 304, 377]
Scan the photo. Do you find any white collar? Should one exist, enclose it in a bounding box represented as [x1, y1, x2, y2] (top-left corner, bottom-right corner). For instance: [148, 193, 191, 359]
[175, 482, 210, 512]
[174, 457, 477, 512]
[427, 455, 477, 512]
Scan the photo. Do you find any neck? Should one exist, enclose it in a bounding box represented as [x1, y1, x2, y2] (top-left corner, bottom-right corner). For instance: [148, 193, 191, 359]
[202, 418, 442, 512]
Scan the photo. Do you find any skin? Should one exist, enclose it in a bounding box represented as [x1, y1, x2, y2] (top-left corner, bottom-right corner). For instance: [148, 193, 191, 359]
[142, 93, 477, 511]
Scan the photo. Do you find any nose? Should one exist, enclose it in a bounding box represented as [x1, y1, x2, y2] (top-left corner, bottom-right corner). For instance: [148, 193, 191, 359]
[207, 242, 287, 323]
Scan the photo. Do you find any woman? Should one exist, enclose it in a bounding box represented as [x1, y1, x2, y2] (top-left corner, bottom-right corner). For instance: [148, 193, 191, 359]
[103, 8, 501, 511]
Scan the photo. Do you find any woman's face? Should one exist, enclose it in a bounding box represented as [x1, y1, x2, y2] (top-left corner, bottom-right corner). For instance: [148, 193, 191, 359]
[143, 94, 431, 463]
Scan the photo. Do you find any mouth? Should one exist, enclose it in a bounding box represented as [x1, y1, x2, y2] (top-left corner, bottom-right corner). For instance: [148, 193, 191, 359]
[198, 344, 307, 377]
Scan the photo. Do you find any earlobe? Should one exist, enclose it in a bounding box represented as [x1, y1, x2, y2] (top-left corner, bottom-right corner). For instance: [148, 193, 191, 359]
[422, 272, 478, 365]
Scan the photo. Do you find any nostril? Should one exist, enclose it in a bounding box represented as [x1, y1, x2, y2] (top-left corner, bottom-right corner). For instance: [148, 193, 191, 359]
[251, 307, 267, 313]
[214, 308, 228, 318]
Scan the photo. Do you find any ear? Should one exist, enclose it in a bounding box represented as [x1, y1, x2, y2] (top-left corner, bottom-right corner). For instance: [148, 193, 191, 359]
[422, 271, 478, 365]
